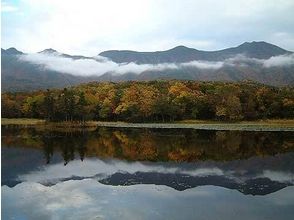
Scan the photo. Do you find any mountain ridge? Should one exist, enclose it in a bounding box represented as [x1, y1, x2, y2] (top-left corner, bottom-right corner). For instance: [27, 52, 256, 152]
[99, 41, 292, 64]
[2, 41, 292, 62]
[1, 41, 294, 92]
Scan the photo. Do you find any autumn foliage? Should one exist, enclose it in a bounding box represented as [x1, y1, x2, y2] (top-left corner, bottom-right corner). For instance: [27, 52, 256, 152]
[2, 80, 294, 122]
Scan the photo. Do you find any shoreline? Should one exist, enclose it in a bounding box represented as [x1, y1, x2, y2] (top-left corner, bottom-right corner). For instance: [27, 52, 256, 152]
[94, 121, 294, 131]
[1, 118, 294, 131]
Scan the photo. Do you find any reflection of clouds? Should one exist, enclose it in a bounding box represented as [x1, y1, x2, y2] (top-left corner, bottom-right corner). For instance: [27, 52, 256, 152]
[262, 170, 294, 183]
[17, 158, 294, 186]
[2, 180, 102, 220]
[18, 159, 224, 184]
[2, 180, 294, 220]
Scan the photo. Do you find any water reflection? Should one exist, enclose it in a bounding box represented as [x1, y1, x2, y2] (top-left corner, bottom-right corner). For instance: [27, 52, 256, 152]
[2, 126, 294, 219]
[2, 126, 294, 195]
[11, 154, 293, 195]
[2, 126, 294, 163]
[2, 180, 294, 220]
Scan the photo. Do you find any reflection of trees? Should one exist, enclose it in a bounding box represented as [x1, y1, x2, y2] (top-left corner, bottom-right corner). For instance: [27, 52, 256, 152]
[2, 127, 294, 163]
[39, 130, 88, 165]
[42, 133, 54, 164]
[119, 132, 158, 161]
[83, 128, 294, 162]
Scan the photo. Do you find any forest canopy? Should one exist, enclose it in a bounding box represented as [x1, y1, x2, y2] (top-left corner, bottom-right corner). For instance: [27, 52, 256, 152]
[2, 80, 294, 122]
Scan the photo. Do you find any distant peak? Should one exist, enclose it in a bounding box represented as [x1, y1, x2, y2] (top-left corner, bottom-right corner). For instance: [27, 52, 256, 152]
[2, 47, 23, 55]
[7, 47, 19, 51]
[174, 45, 188, 49]
[169, 45, 195, 52]
[39, 48, 59, 54]
[171, 45, 191, 50]
[239, 41, 274, 47]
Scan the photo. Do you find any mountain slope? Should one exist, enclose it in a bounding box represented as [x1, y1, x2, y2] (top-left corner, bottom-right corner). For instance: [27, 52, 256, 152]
[99, 41, 291, 64]
[1, 49, 99, 92]
[97, 64, 294, 86]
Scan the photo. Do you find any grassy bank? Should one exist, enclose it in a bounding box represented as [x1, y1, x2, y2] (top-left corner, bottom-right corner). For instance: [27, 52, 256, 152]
[93, 120, 294, 131]
[177, 119, 294, 125]
[1, 118, 45, 125]
[1, 118, 97, 131]
[2, 118, 294, 131]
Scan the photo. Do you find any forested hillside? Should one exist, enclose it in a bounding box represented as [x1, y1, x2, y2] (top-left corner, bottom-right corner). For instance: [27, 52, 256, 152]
[2, 80, 294, 122]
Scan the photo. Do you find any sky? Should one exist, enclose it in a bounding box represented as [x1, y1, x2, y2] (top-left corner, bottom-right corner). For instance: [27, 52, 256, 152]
[1, 0, 294, 56]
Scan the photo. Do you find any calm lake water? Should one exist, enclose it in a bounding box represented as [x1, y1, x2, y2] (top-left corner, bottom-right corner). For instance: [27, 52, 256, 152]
[2, 126, 294, 220]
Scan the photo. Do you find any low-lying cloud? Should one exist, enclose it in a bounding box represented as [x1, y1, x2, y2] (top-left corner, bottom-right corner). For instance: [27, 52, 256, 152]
[18, 52, 294, 77]
[263, 54, 294, 67]
[182, 60, 224, 69]
[19, 53, 179, 76]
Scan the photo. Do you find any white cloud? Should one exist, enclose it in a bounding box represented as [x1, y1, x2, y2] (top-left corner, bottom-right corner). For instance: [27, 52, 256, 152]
[18, 52, 294, 77]
[2, 0, 294, 54]
[182, 60, 224, 69]
[1, 2, 18, 12]
[263, 54, 294, 67]
[222, 53, 294, 67]
[19, 53, 180, 76]
[225, 54, 264, 65]
[19, 53, 118, 76]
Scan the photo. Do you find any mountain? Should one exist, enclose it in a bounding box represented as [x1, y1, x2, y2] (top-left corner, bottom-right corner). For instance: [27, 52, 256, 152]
[99, 41, 291, 64]
[98, 41, 293, 85]
[1, 47, 23, 55]
[39, 48, 59, 54]
[1, 41, 294, 92]
[1, 48, 100, 92]
[38, 48, 92, 60]
[97, 65, 294, 86]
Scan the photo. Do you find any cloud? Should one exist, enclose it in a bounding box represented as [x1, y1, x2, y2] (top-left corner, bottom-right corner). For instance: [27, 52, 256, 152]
[263, 54, 294, 67]
[18, 52, 294, 77]
[225, 54, 264, 65]
[225, 53, 294, 68]
[19, 53, 181, 76]
[19, 53, 119, 76]
[219, 53, 294, 68]
[1, 2, 18, 12]
[182, 60, 224, 69]
[2, 0, 294, 54]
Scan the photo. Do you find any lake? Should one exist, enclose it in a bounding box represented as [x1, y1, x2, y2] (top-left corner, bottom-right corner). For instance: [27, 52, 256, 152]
[2, 126, 294, 220]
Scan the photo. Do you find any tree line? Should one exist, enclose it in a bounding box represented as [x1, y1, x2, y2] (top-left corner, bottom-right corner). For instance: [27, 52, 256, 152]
[2, 80, 294, 122]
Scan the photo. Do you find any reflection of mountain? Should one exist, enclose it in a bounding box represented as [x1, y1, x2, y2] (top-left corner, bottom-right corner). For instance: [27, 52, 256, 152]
[10, 154, 294, 196]
[3, 180, 294, 220]
[100, 172, 291, 195]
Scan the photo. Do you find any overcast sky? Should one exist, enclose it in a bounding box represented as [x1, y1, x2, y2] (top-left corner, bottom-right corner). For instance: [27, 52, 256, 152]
[2, 0, 294, 56]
